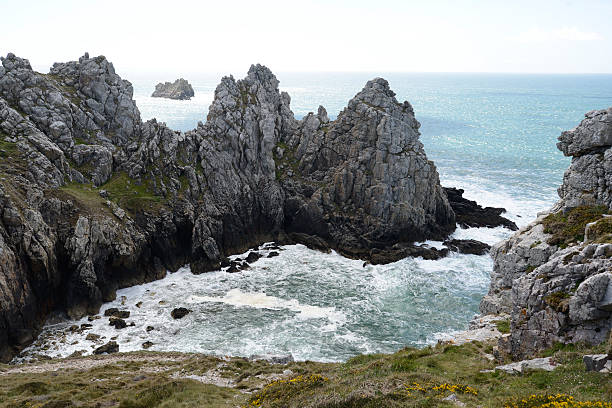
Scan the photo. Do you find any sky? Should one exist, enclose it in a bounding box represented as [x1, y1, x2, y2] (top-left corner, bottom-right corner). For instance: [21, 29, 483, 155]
[1, 0, 611, 76]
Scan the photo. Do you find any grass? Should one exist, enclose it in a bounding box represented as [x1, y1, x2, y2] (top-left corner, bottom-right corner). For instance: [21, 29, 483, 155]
[1, 341, 609, 408]
[542, 206, 609, 248]
[59, 173, 166, 217]
[495, 319, 511, 334]
[590, 217, 612, 244]
[544, 291, 571, 312]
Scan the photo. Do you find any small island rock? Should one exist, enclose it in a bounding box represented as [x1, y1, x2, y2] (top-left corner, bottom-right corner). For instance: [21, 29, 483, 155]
[151, 78, 194, 100]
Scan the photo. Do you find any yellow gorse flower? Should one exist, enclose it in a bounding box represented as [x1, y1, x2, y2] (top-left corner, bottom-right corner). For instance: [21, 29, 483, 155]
[504, 394, 612, 408]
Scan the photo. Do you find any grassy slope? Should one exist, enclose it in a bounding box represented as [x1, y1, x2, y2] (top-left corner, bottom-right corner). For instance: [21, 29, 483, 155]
[1, 342, 610, 408]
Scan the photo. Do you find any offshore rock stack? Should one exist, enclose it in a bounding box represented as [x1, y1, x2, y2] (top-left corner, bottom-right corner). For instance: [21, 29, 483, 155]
[151, 78, 195, 100]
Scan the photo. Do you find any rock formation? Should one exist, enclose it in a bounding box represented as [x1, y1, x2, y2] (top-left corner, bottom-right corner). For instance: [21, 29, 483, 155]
[481, 108, 612, 359]
[0, 53, 475, 362]
[151, 78, 194, 100]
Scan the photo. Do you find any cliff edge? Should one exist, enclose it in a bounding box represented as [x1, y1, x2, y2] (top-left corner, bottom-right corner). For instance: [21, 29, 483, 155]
[481, 108, 612, 358]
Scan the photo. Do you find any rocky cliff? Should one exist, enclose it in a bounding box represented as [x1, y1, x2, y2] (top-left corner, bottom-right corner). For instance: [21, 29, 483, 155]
[151, 78, 194, 100]
[481, 108, 612, 359]
[0, 53, 465, 362]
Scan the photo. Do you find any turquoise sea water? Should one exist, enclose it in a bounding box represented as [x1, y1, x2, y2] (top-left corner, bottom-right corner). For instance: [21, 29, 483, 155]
[19, 73, 612, 363]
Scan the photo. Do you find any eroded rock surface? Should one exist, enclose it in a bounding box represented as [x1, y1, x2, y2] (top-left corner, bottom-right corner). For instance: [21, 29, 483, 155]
[482, 107, 612, 359]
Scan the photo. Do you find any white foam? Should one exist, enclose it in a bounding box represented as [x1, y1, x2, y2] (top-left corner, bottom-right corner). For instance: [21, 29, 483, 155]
[189, 289, 346, 323]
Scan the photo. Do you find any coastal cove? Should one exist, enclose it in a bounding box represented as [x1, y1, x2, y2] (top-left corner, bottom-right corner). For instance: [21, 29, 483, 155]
[7, 70, 612, 364]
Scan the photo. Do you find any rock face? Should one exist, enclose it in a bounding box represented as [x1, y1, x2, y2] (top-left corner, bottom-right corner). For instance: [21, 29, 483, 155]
[481, 108, 612, 359]
[0, 53, 460, 362]
[151, 78, 194, 100]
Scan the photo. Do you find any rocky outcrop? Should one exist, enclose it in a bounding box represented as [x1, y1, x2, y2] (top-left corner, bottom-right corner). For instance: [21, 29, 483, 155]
[443, 187, 518, 231]
[0, 53, 465, 362]
[481, 108, 612, 359]
[151, 78, 194, 100]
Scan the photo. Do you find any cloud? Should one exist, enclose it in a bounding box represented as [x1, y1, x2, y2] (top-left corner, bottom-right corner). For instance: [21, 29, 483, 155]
[510, 27, 604, 43]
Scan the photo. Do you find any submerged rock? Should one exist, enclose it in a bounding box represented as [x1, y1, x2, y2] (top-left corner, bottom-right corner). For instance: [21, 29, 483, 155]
[103, 308, 130, 318]
[151, 78, 194, 100]
[171, 307, 191, 319]
[443, 239, 490, 255]
[109, 317, 127, 329]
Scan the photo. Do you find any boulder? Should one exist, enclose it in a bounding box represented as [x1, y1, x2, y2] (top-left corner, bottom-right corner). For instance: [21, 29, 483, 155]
[93, 341, 118, 355]
[104, 308, 130, 318]
[171, 307, 191, 319]
[109, 317, 127, 329]
[443, 239, 491, 255]
[583, 354, 609, 372]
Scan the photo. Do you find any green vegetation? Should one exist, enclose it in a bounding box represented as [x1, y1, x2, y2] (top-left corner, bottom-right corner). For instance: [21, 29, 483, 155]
[544, 291, 571, 312]
[542, 206, 609, 248]
[59, 173, 166, 217]
[495, 319, 511, 334]
[273, 141, 300, 181]
[1, 341, 609, 408]
[590, 217, 612, 244]
[0, 138, 18, 159]
[525, 265, 537, 274]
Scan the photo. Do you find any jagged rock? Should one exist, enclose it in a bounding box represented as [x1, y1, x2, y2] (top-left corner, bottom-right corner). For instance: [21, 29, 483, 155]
[171, 307, 191, 319]
[249, 354, 294, 364]
[103, 308, 130, 318]
[267, 251, 279, 258]
[142, 341, 153, 349]
[93, 341, 118, 355]
[583, 354, 609, 372]
[245, 251, 262, 263]
[109, 317, 127, 329]
[443, 187, 518, 230]
[481, 107, 612, 359]
[85, 333, 100, 341]
[151, 78, 194, 100]
[146, 326, 154, 332]
[443, 239, 490, 255]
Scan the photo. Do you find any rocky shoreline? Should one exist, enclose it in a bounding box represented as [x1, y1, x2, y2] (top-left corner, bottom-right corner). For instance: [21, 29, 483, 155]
[0, 52, 515, 363]
[1, 51, 610, 368]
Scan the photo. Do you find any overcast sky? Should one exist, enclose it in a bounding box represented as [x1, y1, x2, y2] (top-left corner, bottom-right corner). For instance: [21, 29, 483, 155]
[1, 0, 611, 76]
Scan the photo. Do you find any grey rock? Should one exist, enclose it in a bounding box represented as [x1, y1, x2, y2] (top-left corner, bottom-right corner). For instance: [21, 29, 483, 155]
[249, 354, 294, 364]
[151, 78, 194, 100]
[442, 394, 466, 407]
[93, 341, 118, 355]
[495, 357, 557, 374]
[171, 307, 191, 319]
[583, 354, 609, 372]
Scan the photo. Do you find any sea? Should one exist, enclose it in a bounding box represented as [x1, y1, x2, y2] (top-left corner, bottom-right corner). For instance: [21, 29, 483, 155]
[16, 72, 612, 363]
